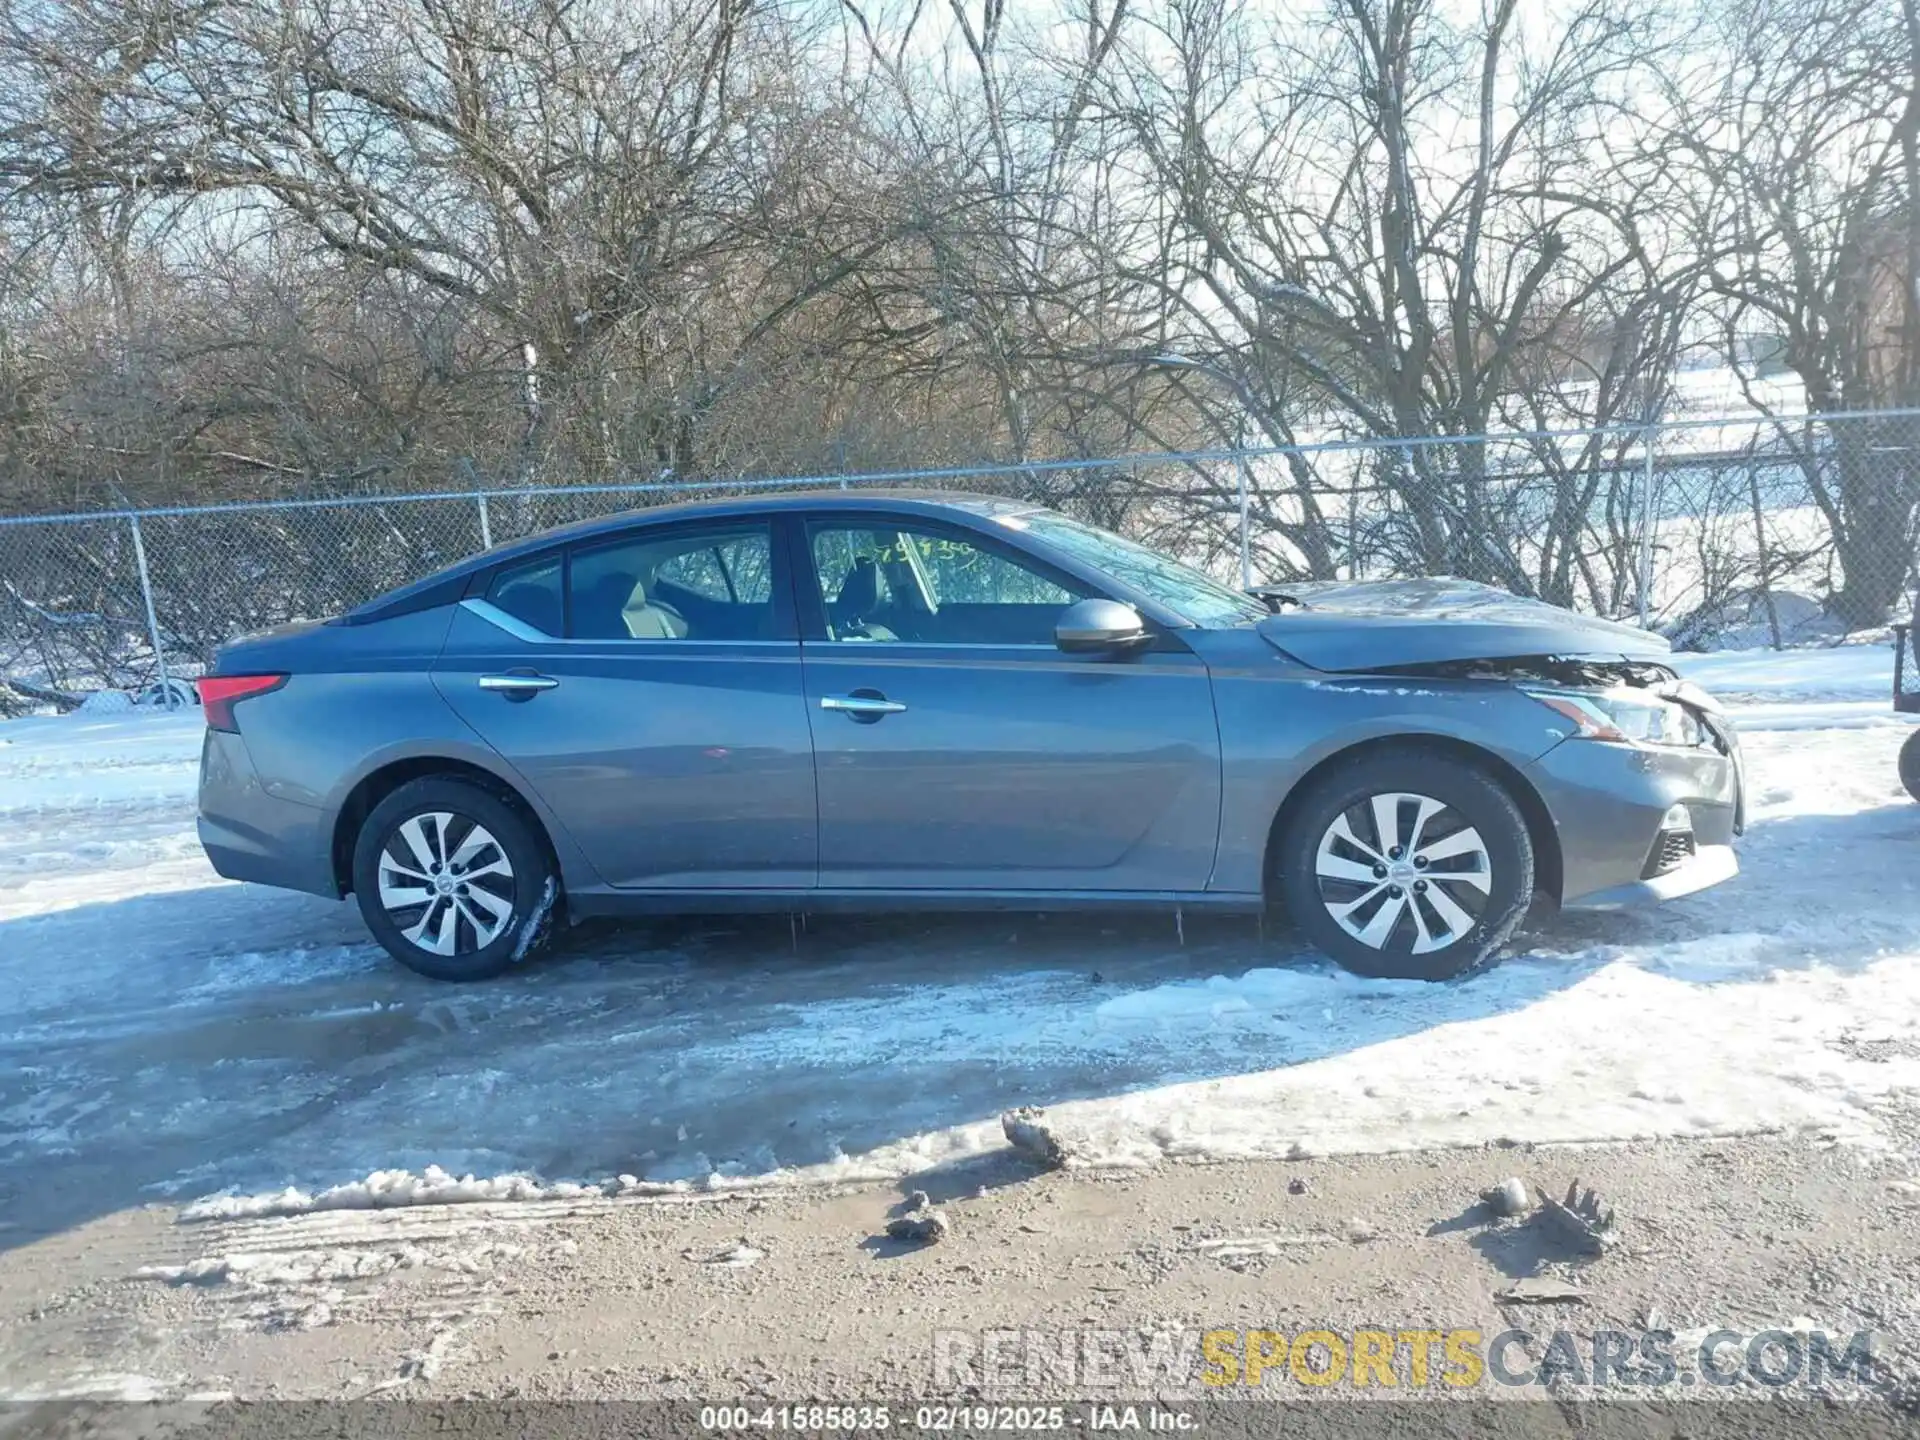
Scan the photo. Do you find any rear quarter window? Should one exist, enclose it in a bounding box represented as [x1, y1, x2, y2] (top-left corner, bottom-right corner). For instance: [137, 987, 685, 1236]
[484, 556, 563, 636]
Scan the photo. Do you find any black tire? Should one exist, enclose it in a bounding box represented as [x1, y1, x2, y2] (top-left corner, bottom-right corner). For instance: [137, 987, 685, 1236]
[350, 777, 559, 981]
[1275, 750, 1534, 981]
[1901, 729, 1920, 804]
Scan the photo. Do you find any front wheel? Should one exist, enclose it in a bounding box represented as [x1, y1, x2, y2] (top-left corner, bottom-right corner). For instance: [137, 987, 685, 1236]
[351, 777, 558, 981]
[1275, 751, 1535, 981]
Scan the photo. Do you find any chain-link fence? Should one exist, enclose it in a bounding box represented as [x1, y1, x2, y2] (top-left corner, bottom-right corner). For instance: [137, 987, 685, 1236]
[4, 408, 1917, 708]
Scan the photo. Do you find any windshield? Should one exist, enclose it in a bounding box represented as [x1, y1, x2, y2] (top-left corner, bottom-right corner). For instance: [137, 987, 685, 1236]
[1000, 510, 1267, 628]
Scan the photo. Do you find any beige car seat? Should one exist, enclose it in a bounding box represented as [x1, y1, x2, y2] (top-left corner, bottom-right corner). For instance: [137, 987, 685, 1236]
[622, 565, 691, 639]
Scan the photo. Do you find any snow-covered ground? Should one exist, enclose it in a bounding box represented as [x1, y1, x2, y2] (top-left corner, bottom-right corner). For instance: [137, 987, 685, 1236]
[3, 641, 1919, 1236]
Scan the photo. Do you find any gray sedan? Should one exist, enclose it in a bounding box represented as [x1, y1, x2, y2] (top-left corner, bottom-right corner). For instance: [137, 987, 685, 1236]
[197, 491, 1742, 982]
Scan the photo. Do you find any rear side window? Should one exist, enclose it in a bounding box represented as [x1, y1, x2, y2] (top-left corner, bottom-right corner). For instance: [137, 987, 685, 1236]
[656, 535, 773, 603]
[485, 556, 563, 636]
[568, 523, 778, 641]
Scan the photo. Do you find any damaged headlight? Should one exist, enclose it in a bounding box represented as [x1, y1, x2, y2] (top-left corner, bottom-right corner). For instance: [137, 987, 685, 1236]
[1523, 687, 1707, 747]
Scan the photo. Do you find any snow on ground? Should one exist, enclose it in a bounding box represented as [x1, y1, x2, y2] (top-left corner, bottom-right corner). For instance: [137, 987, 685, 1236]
[0, 709, 209, 904]
[1674, 640, 1892, 703]
[1671, 641, 1900, 733]
[3, 643, 1920, 1236]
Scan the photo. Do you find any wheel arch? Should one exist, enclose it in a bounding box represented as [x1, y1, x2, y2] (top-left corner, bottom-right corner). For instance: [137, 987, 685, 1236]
[330, 756, 564, 899]
[1261, 734, 1562, 906]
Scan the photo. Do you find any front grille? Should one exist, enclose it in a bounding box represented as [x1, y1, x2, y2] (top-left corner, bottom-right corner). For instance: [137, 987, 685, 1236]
[1642, 828, 1697, 879]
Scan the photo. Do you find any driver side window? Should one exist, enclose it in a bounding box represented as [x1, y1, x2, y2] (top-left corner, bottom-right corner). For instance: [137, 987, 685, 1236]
[808, 522, 1088, 645]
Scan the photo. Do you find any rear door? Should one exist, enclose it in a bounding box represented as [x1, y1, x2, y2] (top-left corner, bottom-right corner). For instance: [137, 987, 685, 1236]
[796, 513, 1222, 893]
[433, 518, 817, 890]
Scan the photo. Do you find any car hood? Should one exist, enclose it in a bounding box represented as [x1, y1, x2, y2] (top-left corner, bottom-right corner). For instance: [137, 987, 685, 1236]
[1254, 578, 1669, 672]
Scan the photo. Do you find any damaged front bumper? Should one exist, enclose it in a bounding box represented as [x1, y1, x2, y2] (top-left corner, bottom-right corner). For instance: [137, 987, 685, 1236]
[1525, 706, 1743, 911]
[1562, 843, 1740, 911]
[1363, 650, 1746, 911]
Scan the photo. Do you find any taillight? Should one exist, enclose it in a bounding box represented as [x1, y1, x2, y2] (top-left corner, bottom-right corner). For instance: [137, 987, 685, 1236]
[198, 673, 288, 732]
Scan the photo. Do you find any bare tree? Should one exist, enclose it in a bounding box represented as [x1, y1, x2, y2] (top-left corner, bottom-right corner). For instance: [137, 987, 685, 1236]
[1673, 0, 1920, 627]
[1087, 0, 1693, 597]
[2, 0, 882, 483]
[0, 0, 1912, 667]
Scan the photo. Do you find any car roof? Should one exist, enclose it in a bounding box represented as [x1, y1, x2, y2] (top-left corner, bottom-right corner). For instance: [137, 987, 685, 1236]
[342, 488, 1043, 623]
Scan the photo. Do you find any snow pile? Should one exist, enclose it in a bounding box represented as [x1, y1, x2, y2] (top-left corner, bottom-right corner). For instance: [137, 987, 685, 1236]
[701, 1241, 766, 1268]
[138, 1247, 435, 1287]
[961, 946, 1920, 1168]
[1666, 591, 1851, 652]
[137, 1240, 523, 1289]
[774, 966, 1919, 1184]
[182, 1165, 690, 1221]
[75, 689, 137, 715]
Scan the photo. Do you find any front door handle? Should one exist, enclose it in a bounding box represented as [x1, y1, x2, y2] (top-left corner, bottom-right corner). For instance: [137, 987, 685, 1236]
[821, 692, 907, 721]
[480, 672, 560, 700]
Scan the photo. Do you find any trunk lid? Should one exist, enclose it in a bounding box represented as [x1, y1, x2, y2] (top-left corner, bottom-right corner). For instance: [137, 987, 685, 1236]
[1254, 578, 1668, 672]
[213, 618, 329, 674]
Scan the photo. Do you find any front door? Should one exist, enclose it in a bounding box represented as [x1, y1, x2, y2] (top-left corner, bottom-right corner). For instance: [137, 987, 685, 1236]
[797, 516, 1222, 893]
[433, 519, 816, 890]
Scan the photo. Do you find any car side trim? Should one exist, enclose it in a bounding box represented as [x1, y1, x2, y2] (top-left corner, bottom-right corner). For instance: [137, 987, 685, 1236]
[461, 597, 550, 641]
[459, 597, 803, 649]
[562, 886, 1266, 919]
[807, 640, 1056, 651]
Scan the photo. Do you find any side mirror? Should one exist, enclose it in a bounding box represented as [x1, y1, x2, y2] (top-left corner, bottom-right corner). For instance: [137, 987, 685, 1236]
[1055, 598, 1150, 656]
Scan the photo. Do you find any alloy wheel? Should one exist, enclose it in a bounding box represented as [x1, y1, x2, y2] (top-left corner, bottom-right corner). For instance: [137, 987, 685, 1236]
[375, 811, 517, 956]
[1313, 791, 1493, 955]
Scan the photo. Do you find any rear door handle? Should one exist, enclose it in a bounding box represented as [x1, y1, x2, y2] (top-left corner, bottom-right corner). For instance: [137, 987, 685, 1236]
[820, 693, 907, 720]
[480, 672, 559, 699]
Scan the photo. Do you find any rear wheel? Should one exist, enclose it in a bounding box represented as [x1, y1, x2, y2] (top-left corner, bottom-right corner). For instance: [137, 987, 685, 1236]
[1276, 751, 1534, 981]
[350, 777, 557, 981]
